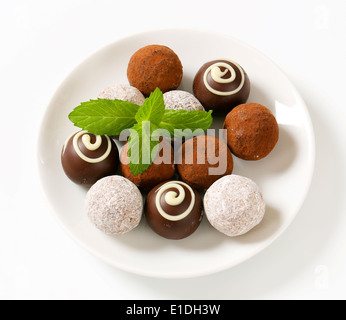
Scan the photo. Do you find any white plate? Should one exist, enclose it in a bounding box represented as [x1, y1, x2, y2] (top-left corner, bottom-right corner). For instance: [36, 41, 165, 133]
[37, 29, 315, 279]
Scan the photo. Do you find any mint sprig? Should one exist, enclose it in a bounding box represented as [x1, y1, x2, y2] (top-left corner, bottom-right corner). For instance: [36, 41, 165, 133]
[127, 122, 160, 176]
[68, 88, 213, 176]
[159, 109, 213, 138]
[135, 88, 165, 125]
[69, 99, 139, 136]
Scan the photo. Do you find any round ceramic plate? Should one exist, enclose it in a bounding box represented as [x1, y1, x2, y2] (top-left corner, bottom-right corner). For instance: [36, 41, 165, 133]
[37, 29, 315, 279]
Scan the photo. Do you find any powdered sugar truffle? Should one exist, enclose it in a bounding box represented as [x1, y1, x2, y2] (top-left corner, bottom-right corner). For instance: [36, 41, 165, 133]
[86, 175, 143, 235]
[204, 175, 265, 237]
[163, 90, 205, 111]
[98, 84, 146, 105]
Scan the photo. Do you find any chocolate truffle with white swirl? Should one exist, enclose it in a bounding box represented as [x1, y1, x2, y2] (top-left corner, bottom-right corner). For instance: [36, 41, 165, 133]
[145, 181, 203, 240]
[61, 130, 119, 187]
[193, 59, 250, 113]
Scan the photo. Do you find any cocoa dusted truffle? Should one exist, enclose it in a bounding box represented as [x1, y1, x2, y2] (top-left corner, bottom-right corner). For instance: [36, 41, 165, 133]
[127, 45, 183, 97]
[86, 175, 143, 235]
[61, 130, 119, 187]
[223, 103, 279, 160]
[146, 181, 203, 240]
[120, 139, 176, 191]
[177, 135, 234, 191]
[193, 59, 250, 113]
[204, 175, 266, 237]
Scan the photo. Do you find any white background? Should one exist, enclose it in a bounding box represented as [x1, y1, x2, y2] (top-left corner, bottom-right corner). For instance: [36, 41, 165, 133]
[1, 0, 346, 300]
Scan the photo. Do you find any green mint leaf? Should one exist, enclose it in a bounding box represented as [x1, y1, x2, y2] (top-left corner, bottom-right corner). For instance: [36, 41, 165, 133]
[127, 121, 160, 176]
[68, 99, 140, 135]
[159, 110, 213, 137]
[135, 88, 165, 126]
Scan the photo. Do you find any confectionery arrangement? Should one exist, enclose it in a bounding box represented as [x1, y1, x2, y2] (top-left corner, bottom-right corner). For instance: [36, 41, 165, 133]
[177, 135, 234, 190]
[193, 59, 250, 114]
[61, 43, 280, 241]
[145, 181, 203, 240]
[61, 130, 119, 187]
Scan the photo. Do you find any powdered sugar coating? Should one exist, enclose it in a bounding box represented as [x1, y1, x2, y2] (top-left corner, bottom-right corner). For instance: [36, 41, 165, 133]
[86, 176, 143, 235]
[98, 84, 146, 105]
[163, 90, 205, 111]
[204, 175, 265, 237]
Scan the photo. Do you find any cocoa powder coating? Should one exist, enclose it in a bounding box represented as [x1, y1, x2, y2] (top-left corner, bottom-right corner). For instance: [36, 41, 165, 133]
[224, 103, 279, 160]
[177, 135, 234, 191]
[120, 139, 175, 192]
[127, 45, 183, 97]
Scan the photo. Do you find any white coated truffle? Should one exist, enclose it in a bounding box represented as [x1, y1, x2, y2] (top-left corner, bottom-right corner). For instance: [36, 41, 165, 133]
[86, 175, 143, 235]
[204, 175, 265, 237]
[163, 90, 205, 111]
[98, 84, 146, 105]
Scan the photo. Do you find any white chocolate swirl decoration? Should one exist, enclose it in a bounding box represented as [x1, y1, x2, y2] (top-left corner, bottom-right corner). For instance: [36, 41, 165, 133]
[64, 130, 112, 164]
[203, 59, 245, 96]
[155, 181, 196, 222]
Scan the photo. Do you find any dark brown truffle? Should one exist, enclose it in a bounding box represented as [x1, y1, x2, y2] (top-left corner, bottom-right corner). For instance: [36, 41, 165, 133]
[120, 139, 176, 191]
[127, 44, 183, 97]
[223, 103, 279, 160]
[145, 180, 203, 240]
[61, 131, 119, 187]
[193, 59, 250, 114]
[177, 135, 234, 191]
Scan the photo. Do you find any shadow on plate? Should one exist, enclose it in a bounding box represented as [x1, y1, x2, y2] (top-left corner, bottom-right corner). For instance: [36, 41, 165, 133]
[231, 205, 282, 244]
[112, 215, 227, 252]
[233, 125, 297, 178]
[248, 82, 276, 113]
[112, 204, 281, 252]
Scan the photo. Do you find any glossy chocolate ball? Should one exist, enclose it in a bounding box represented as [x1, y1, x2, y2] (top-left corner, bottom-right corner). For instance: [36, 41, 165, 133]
[177, 135, 234, 191]
[223, 103, 279, 160]
[193, 59, 250, 113]
[145, 181, 203, 240]
[61, 130, 119, 187]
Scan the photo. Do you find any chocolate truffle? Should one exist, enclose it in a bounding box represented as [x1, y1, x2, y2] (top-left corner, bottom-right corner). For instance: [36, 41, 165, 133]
[98, 84, 145, 105]
[61, 130, 119, 187]
[204, 175, 266, 237]
[163, 90, 204, 111]
[127, 45, 183, 96]
[86, 175, 143, 235]
[120, 139, 175, 191]
[223, 103, 279, 160]
[177, 135, 234, 191]
[193, 59, 250, 113]
[146, 181, 203, 240]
